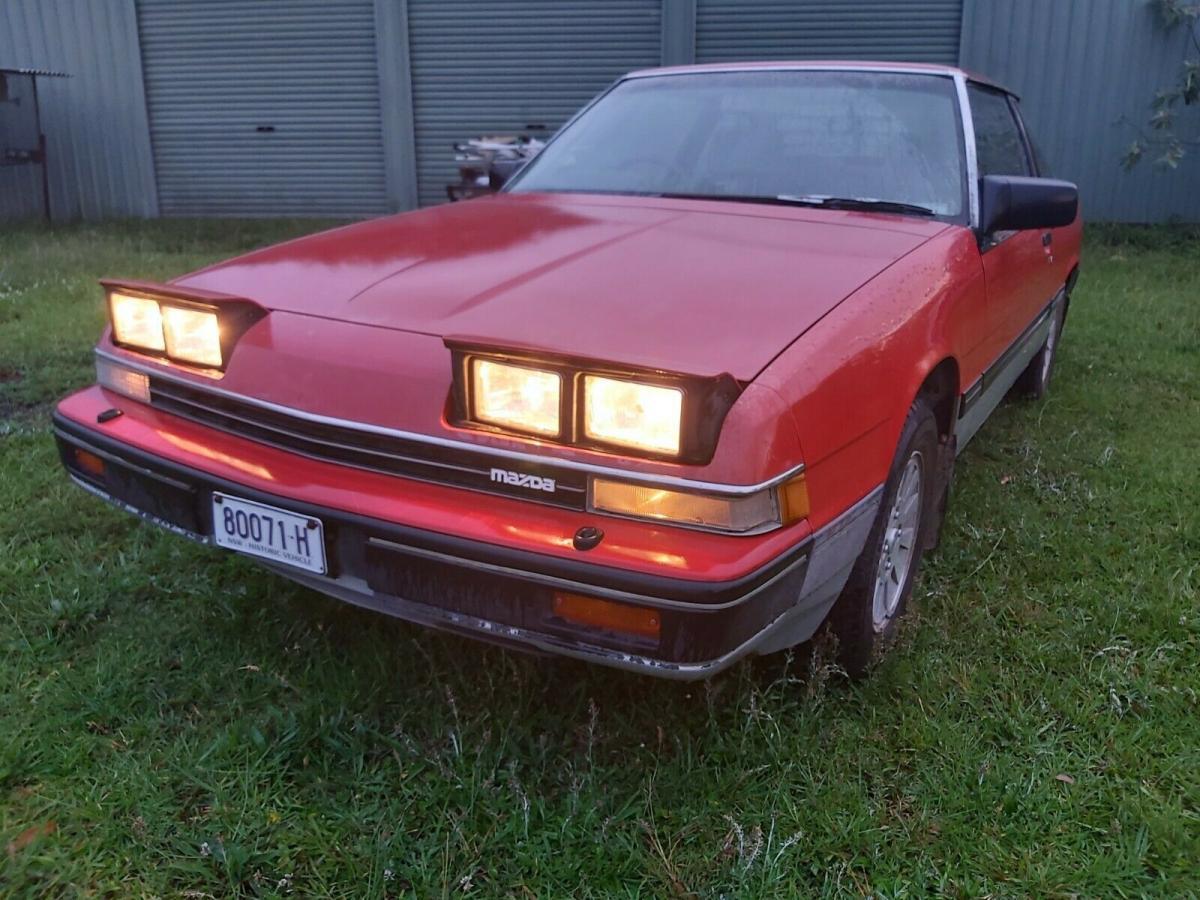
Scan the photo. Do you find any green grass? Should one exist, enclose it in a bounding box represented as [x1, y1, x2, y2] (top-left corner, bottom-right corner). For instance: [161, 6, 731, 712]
[1, 220, 1198, 897]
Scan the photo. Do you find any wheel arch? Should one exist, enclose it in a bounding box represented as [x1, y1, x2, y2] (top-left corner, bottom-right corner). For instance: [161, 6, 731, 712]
[1063, 263, 1080, 320]
[913, 356, 960, 442]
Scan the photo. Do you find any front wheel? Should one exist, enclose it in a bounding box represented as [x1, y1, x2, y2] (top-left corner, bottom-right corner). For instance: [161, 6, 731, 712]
[826, 398, 940, 678]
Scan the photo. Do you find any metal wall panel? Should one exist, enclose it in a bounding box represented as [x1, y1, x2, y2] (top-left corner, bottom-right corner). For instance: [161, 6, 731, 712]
[960, 0, 1200, 222]
[7, 0, 1195, 223]
[695, 0, 963, 64]
[0, 0, 157, 221]
[407, 0, 662, 207]
[138, 0, 389, 217]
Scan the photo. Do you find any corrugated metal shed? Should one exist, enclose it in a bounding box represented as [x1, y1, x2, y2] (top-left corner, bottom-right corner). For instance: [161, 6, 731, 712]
[960, 0, 1200, 222]
[4, 0, 1199, 222]
[407, 0, 663, 207]
[0, 0, 157, 220]
[695, 0, 963, 64]
[137, 0, 389, 217]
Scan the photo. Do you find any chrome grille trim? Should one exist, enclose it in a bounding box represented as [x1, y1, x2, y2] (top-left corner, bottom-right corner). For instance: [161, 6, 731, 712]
[96, 348, 805, 497]
[147, 376, 587, 510]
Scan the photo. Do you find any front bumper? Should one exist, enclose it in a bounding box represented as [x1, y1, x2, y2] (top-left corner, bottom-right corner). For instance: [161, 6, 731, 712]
[53, 401, 878, 679]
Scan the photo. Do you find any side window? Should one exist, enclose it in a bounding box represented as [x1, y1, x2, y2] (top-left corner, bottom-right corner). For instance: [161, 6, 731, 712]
[1024, 124, 1049, 176]
[1011, 97, 1049, 175]
[968, 85, 1030, 177]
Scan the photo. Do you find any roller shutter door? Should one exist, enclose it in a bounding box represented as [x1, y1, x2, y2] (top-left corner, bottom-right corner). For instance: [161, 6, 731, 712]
[408, 0, 662, 207]
[696, 0, 963, 65]
[138, 0, 388, 216]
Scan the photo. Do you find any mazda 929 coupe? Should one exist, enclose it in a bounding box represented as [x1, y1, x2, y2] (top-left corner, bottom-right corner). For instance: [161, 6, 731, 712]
[54, 62, 1080, 678]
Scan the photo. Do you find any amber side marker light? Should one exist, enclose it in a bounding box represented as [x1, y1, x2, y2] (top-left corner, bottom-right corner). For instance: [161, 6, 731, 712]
[73, 448, 107, 479]
[552, 592, 661, 640]
[778, 473, 810, 524]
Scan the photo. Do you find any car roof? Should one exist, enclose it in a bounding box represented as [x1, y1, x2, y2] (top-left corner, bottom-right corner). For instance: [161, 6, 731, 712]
[623, 60, 1017, 98]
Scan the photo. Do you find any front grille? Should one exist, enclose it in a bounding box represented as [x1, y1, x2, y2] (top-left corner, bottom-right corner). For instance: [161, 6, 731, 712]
[148, 378, 588, 509]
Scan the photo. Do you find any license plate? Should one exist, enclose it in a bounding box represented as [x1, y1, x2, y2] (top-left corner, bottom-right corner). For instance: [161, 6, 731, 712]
[211, 493, 326, 574]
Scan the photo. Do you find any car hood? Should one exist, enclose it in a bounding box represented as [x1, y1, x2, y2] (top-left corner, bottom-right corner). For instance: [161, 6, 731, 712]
[177, 193, 946, 382]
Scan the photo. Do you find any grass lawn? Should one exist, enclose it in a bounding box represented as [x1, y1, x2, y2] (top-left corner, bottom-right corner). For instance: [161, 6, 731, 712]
[1, 220, 1197, 898]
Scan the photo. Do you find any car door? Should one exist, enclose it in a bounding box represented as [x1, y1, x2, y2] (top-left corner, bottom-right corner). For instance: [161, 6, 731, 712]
[1015, 104, 1078, 292]
[969, 84, 1059, 366]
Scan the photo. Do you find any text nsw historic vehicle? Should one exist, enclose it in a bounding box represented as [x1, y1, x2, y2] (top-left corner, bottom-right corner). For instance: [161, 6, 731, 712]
[54, 63, 1080, 678]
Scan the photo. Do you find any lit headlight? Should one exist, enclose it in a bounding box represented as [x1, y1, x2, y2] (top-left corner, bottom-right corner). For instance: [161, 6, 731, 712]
[162, 305, 222, 368]
[583, 375, 682, 456]
[103, 282, 261, 372]
[109, 293, 165, 352]
[450, 344, 738, 462]
[590, 478, 778, 533]
[471, 358, 561, 436]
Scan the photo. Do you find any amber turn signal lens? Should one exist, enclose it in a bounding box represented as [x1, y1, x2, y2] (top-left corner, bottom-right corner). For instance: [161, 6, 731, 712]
[73, 448, 106, 478]
[777, 474, 810, 523]
[590, 477, 779, 533]
[95, 357, 151, 403]
[552, 592, 661, 640]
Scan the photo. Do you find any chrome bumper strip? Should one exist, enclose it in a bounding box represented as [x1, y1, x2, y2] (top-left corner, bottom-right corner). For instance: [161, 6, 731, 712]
[94, 347, 805, 497]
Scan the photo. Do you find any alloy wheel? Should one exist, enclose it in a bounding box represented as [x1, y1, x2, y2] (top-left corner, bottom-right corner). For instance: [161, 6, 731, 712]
[872, 452, 923, 631]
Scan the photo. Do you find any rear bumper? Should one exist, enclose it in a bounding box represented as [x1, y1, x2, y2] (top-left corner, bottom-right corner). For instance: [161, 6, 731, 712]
[53, 408, 879, 679]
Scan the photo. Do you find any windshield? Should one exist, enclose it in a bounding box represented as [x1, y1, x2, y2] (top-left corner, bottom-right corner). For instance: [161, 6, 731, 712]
[509, 70, 966, 218]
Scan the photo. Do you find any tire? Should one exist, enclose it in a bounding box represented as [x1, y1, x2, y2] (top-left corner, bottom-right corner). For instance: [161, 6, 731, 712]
[827, 398, 940, 678]
[1016, 298, 1065, 399]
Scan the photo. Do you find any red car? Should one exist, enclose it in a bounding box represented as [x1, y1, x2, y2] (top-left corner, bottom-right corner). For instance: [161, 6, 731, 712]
[54, 62, 1080, 678]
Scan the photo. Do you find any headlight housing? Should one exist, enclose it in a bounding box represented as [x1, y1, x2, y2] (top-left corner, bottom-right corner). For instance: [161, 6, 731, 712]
[448, 345, 741, 464]
[103, 281, 264, 372]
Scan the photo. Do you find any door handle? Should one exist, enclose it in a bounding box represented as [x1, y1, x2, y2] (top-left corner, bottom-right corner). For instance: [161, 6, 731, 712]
[1042, 231, 1054, 263]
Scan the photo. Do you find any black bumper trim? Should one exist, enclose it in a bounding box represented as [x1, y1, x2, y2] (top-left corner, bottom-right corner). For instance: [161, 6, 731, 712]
[265, 565, 810, 681]
[366, 535, 808, 613]
[53, 412, 810, 611]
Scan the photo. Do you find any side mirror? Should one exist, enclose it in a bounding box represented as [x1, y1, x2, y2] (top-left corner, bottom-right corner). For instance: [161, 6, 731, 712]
[979, 175, 1078, 233]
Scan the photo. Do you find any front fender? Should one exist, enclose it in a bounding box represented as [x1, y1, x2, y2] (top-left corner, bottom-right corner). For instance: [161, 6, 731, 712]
[755, 227, 987, 529]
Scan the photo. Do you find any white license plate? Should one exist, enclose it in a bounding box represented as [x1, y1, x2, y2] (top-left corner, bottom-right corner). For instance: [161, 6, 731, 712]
[211, 493, 326, 574]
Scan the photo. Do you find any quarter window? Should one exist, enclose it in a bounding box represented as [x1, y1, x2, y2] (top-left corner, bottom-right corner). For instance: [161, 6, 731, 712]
[969, 85, 1030, 177]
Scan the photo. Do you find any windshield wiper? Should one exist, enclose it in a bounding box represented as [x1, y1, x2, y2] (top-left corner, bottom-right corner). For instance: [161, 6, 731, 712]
[656, 192, 938, 217]
[775, 195, 938, 216]
[657, 192, 808, 207]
